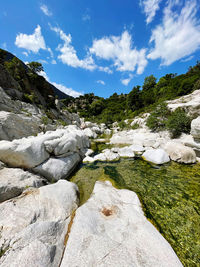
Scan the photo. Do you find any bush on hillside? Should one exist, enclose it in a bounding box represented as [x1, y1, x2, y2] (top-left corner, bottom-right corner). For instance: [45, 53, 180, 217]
[146, 102, 170, 131]
[166, 108, 192, 138]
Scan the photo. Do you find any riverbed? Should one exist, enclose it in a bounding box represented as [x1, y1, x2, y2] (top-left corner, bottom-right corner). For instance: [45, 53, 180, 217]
[69, 156, 200, 266]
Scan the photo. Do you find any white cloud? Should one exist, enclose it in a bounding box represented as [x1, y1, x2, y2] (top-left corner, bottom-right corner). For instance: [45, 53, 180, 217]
[2, 42, 7, 49]
[22, 51, 28, 57]
[51, 59, 57, 64]
[90, 31, 148, 74]
[52, 82, 82, 98]
[140, 0, 162, 24]
[82, 14, 91, 21]
[121, 74, 133, 86]
[38, 59, 48, 64]
[148, 0, 200, 65]
[97, 80, 105, 85]
[40, 4, 52, 16]
[47, 47, 54, 57]
[181, 55, 194, 62]
[98, 66, 113, 74]
[15, 25, 47, 53]
[50, 25, 97, 71]
[39, 71, 82, 98]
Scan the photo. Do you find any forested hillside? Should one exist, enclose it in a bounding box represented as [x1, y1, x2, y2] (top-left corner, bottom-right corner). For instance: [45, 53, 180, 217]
[65, 61, 200, 124]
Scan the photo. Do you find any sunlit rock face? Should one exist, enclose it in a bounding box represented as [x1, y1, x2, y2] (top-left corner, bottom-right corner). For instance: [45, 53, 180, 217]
[165, 142, 196, 164]
[61, 181, 183, 267]
[0, 125, 90, 180]
[167, 89, 200, 116]
[142, 148, 170, 165]
[191, 116, 200, 140]
[0, 180, 79, 267]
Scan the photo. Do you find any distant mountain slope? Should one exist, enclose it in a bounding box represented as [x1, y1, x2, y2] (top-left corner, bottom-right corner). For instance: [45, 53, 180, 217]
[65, 61, 200, 124]
[0, 49, 72, 107]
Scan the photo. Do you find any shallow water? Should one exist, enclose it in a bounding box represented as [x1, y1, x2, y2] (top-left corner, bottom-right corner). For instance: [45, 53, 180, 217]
[70, 158, 200, 266]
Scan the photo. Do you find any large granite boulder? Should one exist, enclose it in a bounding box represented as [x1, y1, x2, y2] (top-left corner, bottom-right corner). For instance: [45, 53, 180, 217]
[0, 111, 42, 141]
[165, 142, 196, 164]
[61, 181, 182, 267]
[142, 149, 170, 165]
[0, 180, 79, 267]
[33, 153, 81, 182]
[191, 116, 200, 139]
[0, 126, 89, 170]
[0, 167, 47, 202]
[167, 89, 200, 116]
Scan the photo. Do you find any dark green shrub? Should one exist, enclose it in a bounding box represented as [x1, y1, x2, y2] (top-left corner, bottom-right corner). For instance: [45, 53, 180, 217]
[166, 108, 192, 138]
[146, 103, 170, 131]
[131, 122, 140, 130]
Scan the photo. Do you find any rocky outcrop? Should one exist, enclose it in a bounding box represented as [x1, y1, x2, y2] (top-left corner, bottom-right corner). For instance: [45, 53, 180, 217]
[0, 125, 90, 180]
[191, 116, 200, 139]
[165, 142, 196, 164]
[110, 128, 170, 148]
[61, 181, 182, 267]
[167, 89, 200, 116]
[0, 168, 47, 202]
[0, 111, 42, 141]
[0, 180, 79, 267]
[142, 149, 170, 165]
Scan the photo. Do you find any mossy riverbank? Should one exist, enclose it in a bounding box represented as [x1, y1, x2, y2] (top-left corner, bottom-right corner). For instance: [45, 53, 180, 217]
[70, 158, 200, 266]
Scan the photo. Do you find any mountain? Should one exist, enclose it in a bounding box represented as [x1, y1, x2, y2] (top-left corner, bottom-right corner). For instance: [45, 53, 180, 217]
[0, 49, 71, 107]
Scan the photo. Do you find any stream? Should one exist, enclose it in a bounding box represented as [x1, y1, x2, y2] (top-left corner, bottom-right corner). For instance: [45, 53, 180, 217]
[69, 142, 200, 267]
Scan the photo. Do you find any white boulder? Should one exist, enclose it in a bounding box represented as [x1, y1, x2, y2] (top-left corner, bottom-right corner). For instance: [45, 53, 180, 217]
[61, 181, 182, 267]
[191, 116, 200, 139]
[0, 126, 89, 169]
[142, 149, 170, 165]
[0, 180, 79, 267]
[33, 153, 81, 181]
[83, 128, 97, 139]
[0, 111, 42, 141]
[165, 142, 196, 164]
[0, 168, 47, 202]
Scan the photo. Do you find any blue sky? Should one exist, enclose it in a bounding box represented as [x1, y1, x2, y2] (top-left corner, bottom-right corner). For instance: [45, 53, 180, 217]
[0, 0, 200, 97]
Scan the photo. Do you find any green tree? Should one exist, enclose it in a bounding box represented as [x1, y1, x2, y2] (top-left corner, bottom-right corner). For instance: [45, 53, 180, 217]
[142, 75, 157, 91]
[127, 86, 142, 111]
[166, 108, 192, 138]
[27, 61, 44, 73]
[146, 102, 170, 131]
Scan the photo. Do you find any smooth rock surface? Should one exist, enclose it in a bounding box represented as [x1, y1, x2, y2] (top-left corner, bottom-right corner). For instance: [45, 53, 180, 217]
[33, 153, 81, 181]
[61, 181, 182, 267]
[167, 89, 200, 116]
[165, 142, 196, 164]
[113, 146, 135, 158]
[191, 116, 200, 139]
[0, 111, 41, 141]
[0, 180, 79, 267]
[0, 126, 89, 169]
[0, 168, 47, 202]
[142, 149, 170, 165]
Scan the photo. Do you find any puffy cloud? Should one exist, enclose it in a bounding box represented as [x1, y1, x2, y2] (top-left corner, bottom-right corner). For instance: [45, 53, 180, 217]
[51, 59, 57, 64]
[52, 82, 82, 98]
[98, 66, 113, 74]
[22, 51, 28, 57]
[97, 80, 105, 85]
[50, 26, 97, 71]
[15, 25, 47, 53]
[181, 55, 194, 62]
[90, 31, 148, 74]
[148, 0, 200, 65]
[140, 0, 162, 24]
[39, 71, 82, 98]
[121, 74, 133, 86]
[40, 4, 52, 16]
